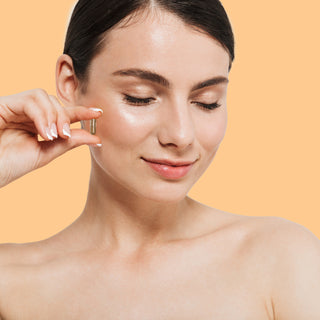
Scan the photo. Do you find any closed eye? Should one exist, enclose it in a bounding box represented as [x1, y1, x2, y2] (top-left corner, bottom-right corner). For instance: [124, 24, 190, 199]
[192, 101, 222, 111]
[123, 94, 155, 105]
[123, 94, 221, 111]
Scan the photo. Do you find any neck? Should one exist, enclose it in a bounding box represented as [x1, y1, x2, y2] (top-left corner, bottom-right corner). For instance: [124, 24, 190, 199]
[73, 161, 197, 254]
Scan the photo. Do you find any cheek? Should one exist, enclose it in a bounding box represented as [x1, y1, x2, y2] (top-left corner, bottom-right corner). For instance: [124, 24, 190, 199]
[96, 105, 154, 150]
[196, 108, 228, 154]
[90, 105, 156, 179]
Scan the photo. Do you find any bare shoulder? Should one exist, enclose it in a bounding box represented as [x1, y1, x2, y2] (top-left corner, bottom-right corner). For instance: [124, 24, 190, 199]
[0, 240, 60, 288]
[233, 214, 320, 264]
[0, 240, 65, 316]
[0, 242, 43, 316]
[211, 212, 320, 319]
[0, 241, 47, 267]
[248, 215, 320, 258]
[244, 216, 320, 319]
[220, 212, 320, 249]
[202, 207, 320, 273]
[268, 217, 320, 319]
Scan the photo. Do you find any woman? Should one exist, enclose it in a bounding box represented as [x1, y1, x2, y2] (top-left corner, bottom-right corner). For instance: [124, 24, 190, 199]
[0, 0, 319, 318]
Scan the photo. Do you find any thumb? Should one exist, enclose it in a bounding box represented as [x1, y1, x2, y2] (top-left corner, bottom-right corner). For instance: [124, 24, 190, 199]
[37, 129, 101, 167]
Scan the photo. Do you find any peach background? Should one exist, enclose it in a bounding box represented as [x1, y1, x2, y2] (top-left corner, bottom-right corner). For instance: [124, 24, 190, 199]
[0, 0, 319, 243]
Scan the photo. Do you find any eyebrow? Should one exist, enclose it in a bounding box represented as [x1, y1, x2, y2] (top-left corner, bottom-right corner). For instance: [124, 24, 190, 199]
[112, 68, 229, 91]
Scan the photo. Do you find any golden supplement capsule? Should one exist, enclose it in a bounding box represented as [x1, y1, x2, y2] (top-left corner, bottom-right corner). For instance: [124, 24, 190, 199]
[90, 119, 97, 135]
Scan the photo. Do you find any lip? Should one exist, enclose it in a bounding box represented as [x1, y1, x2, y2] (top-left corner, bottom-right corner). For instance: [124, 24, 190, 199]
[142, 157, 197, 179]
[142, 157, 196, 166]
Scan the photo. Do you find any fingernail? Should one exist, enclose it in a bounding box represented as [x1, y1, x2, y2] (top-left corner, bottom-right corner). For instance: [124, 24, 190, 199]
[51, 123, 58, 139]
[89, 107, 103, 114]
[90, 143, 102, 148]
[45, 127, 53, 140]
[63, 123, 71, 138]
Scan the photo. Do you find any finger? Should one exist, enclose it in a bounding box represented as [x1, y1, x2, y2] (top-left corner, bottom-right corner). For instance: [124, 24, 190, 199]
[5, 122, 38, 134]
[64, 106, 103, 124]
[32, 90, 58, 141]
[23, 100, 50, 141]
[36, 129, 102, 168]
[21, 89, 57, 141]
[1, 89, 60, 141]
[48, 95, 71, 140]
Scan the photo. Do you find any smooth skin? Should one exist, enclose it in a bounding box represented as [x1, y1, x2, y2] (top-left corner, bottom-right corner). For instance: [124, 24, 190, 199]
[0, 90, 103, 188]
[0, 8, 320, 320]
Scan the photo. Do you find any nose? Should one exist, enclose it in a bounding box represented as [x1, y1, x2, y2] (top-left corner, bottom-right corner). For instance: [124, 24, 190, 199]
[157, 99, 195, 151]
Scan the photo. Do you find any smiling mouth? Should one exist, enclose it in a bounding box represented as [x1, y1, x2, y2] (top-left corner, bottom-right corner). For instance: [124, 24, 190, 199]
[141, 157, 197, 167]
[141, 157, 197, 180]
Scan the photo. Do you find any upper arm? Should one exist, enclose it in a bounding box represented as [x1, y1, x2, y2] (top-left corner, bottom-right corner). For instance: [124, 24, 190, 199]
[270, 218, 320, 320]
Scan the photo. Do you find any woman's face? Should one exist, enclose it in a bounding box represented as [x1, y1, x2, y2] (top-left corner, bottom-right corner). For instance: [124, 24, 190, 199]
[77, 9, 230, 203]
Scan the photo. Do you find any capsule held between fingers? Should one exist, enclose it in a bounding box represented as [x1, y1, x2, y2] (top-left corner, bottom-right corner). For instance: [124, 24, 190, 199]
[90, 119, 97, 135]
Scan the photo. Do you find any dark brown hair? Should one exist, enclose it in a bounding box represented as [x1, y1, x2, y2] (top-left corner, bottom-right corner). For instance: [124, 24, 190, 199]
[64, 0, 235, 89]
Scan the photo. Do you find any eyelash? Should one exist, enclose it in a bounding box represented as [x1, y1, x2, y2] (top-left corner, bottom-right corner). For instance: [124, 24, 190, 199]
[123, 94, 221, 111]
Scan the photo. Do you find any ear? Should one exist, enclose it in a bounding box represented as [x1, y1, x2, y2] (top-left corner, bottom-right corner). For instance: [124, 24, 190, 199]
[55, 54, 79, 106]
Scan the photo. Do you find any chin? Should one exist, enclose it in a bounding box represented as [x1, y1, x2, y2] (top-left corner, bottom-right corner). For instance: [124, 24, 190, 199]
[130, 180, 194, 204]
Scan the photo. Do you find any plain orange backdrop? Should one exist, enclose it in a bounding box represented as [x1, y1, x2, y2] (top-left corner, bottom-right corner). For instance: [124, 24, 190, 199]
[0, 0, 319, 243]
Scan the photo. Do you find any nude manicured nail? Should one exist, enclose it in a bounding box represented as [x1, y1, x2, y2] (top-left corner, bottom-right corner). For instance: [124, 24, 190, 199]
[89, 107, 103, 114]
[63, 123, 71, 138]
[45, 127, 53, 140]
[90, 143, 102, 148]
[51, 123, 58, 139]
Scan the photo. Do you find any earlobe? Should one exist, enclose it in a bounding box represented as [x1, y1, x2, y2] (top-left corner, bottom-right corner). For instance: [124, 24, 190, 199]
[55, 54, 79, 106]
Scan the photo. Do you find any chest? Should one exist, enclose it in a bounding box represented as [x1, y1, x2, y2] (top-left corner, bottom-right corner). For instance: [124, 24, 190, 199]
[0, 253, 272, 320]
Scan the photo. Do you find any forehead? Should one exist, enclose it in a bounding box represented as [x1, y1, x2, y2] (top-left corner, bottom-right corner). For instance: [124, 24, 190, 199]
[90, 9, 230, 82]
